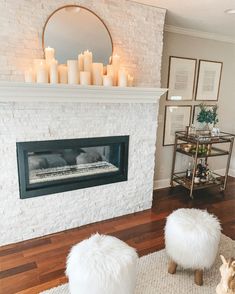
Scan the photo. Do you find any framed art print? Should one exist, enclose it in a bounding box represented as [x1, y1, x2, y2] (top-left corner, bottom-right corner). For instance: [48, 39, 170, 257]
[195, 60, 223, 101]
[163, 106, 192, 146]
[167, 56, 197, 101]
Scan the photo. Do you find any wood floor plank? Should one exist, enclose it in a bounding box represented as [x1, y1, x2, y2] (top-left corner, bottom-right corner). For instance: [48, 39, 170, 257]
[0, 262, 37, 279]
[0, 239, 51, 257]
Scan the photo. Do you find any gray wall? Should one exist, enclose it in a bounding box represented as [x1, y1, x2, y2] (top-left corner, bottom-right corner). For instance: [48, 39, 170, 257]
[155, 31, 235, 187]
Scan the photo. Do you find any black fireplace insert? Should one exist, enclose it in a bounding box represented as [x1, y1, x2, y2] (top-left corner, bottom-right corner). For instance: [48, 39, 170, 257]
[17, 136, 129, 199]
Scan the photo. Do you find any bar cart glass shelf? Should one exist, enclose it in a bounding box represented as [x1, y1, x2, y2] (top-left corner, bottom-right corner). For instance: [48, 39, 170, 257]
[170, 131, 235, 198]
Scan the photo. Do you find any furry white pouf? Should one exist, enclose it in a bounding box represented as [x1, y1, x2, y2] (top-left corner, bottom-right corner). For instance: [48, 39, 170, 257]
[165, 208, 221, 270]
[66, 233, 138, 294]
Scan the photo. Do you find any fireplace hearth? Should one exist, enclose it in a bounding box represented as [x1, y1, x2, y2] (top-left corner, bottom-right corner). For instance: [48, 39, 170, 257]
[17, 136, 129, 199]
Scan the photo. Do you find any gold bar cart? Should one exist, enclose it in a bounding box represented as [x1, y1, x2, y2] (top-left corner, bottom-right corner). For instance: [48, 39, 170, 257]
[170, 131, 235, 199]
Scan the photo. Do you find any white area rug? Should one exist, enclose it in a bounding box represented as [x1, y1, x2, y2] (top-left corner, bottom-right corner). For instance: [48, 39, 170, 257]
[41, 234, 234, 294]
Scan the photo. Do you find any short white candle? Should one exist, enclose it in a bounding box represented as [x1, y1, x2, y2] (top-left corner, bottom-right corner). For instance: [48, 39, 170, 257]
[127, 74, 134, 87]
[58, 64, 68, 84]
[118, 68, 127, 87]
[45, 47, 55, 61]
[36, 60, 48, 83]
[92, 63, 103, 85]
[83, 50, 93, 72]
[80, 71, 91, 86]
[49, 59, 58, 84]
[103, 75, 113, 87]
[78, 53, 84, 72]
[24, 68, 35, 83]
[67, 60, 79, 84]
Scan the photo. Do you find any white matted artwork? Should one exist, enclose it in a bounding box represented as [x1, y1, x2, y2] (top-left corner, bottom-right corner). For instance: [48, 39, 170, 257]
[192, 105, 214, 129]
[163, 106, 192, 146]
[167, 56, 196, 101]
[195, 60, 223, 101]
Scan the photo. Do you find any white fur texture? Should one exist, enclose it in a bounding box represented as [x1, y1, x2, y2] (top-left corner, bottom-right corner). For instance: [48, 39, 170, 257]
[165, 208, 221, 269]
[66, 233, 138, 294]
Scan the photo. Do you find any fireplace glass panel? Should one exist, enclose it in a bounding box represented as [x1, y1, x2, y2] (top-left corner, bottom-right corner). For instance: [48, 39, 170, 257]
[17, 136, 129, 199]
[28, 145, 120, 184]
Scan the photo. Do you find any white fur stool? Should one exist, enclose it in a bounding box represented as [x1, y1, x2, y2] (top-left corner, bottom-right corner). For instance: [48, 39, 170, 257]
[165, 208, 221, 286]
[66, 233, 138, 294]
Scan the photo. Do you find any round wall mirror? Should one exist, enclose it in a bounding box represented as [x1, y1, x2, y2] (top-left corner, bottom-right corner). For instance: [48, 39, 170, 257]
[42, 6, 113, 64]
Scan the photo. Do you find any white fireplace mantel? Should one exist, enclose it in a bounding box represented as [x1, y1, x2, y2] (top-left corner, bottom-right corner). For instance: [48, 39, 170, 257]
[0, 82, 167, 103]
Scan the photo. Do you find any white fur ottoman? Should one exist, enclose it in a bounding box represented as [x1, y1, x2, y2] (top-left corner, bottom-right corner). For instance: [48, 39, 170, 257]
[165, 208, 221, 286]
[66, 233, 138, 294]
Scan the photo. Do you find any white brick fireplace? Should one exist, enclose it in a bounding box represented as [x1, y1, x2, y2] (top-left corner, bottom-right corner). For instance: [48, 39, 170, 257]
[0, 83, 166, 245]
[0, 0, 166, 245]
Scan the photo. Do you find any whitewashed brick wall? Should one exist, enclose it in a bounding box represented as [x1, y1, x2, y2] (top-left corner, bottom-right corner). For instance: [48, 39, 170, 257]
[0, 0, 165, 86]
[0, 102, 158, 245]
[0, 0, 165, 245]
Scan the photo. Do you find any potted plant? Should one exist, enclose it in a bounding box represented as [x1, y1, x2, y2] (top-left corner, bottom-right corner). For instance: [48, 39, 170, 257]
[197, 104, 219, 133]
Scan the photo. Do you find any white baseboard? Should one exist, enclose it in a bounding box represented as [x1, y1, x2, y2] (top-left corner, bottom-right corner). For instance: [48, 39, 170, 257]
[214, 168, 235, 177]
[228, 168, 235, 177]
[153, 179, 170, 190]
[154, 168, 235, 190]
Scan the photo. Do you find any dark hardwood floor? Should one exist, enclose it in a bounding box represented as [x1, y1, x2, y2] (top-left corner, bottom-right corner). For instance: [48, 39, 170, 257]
[0, 177, 234, 294]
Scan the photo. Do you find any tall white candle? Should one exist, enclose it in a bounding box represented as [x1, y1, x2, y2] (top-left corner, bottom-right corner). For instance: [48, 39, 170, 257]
[111, 54, 120, 86]
[92, 63, 103, 85]
[78, 53, 84, 72]
[118, 68, 127, 87]
[103, 75, 113, 87]
[49, 59, 58, 84]
[33, 59, 45, 71]
[127, 74, 134, 87]
[80, 71, 91, 86]
[67, 60, 79, 84]
[45, 47, 55, 61]
[36, 60, 48, 83]
[107, 65, 114, 78]
[112, 54, 121, 68]
[24, 68, 35, 83]
[58, 64, 68, 84]
[83, 50, 92, 72]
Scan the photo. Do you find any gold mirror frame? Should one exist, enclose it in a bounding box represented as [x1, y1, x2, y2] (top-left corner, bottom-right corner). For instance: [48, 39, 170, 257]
[42, 5, 113, 63]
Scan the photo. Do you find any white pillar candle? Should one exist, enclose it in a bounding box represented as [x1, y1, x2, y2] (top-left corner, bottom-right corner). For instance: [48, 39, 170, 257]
[103, 75, 113, 87]
[67, 60, 79, 84]
[49, 59, 58, 84]
[36, 60, 48, 83]
[24, 68, 35, 83]
[45, 47, 55, 61]
[112, 54, 121, 68]
[80, 71, 91, 86]
[83, 50, 92, 72]
[33, 59, 45, 70]
[127, 74, 134, 87]
[107, 64, 114, 77]
[118, 68, 127, 87]
[111, 54, 120, 86]
[58, 64, 68, 84]
[78, 53, 84, 72]
[92, 63, 103, 85]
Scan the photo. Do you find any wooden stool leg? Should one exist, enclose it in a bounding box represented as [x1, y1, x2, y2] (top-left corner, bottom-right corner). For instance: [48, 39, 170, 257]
[168, 260, 177, 274]
[194, 269, 203, 286]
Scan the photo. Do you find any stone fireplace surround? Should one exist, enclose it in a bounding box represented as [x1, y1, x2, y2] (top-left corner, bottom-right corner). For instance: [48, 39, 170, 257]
[0, 83, 166, 245]
[0, 0, 166, 245]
